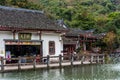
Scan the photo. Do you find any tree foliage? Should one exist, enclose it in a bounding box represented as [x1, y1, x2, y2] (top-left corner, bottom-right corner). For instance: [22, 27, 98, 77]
[0, 0, 42, 10]
[1, 0, 120, 48]
[0, 0, 7, 5]
[103, 31, 116, 52]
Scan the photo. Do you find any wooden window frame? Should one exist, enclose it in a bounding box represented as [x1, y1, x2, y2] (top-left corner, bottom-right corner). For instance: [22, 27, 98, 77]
[49, 41, 55, 55]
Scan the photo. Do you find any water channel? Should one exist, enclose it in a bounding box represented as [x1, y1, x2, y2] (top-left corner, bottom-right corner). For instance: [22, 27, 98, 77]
[0, 63, 120, 80]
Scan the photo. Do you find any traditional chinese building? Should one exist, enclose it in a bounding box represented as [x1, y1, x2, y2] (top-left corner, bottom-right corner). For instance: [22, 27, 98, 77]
[0, 6, 66, 60]
[63, 28, 105, 56]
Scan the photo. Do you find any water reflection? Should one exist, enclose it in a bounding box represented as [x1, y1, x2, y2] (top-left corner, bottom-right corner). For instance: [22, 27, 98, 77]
[0, 64, 120, 80]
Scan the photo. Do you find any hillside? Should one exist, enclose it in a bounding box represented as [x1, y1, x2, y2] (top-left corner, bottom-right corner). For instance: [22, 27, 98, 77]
[0, 0, 120, 32]
[0, 0, 120, 49]
[29, 0, 39, 4]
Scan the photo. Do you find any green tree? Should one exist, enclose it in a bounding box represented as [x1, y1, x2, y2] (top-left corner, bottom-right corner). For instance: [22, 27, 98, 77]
[10, 0, 28, 8]
[0, 0, 7, 5]
[103, 31, 116, 53]
[106, 4, 120, 48]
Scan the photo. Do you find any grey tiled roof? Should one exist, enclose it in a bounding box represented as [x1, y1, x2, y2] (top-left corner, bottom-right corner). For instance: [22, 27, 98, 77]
[63, 37, 77, 44]
[65, 28, 104, 39]
[65, 28, 95, 37]
[65, 28, 83, 37]
[0, 6, 66, 31]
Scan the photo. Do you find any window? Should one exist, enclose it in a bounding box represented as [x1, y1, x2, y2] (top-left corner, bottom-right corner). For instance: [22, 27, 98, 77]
[49, 41, 55, 55]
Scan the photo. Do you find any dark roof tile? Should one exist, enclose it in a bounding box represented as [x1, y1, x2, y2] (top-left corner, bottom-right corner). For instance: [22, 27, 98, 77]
[0, 6, 66, 31]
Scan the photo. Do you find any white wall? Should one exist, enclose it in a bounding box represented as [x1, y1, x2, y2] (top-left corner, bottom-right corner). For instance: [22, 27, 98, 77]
[0, 31, 13, 57]
[41, 32, 62, 57]
[0, 31, 63, 58]
[31, 33, 39, 40]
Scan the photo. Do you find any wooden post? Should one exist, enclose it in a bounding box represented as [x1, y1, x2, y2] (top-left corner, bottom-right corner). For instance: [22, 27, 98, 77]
[90, 55, 93, 64]
[95, 55, 99, 63]
[81, 55, 84, 64]
[97, 55, 99, 63]
[33, 55, 36, 70]
[103, 54, 105, 63]
[1, 57, 4, 72]
[71, 54, 74, 66]
[18, 56, 21, 71]
[47, 55, 50, 69]
[59, 54, 62, 68]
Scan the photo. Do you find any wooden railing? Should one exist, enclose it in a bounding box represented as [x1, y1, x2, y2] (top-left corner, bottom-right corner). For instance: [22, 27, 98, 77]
[0, 54, 105, 72]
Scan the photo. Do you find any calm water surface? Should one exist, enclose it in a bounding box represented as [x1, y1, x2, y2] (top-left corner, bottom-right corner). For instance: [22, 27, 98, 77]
[0, 64, 120, 80]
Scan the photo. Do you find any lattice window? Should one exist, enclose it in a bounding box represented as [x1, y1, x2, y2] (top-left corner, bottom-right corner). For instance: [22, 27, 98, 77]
[49, 41, 55, 55]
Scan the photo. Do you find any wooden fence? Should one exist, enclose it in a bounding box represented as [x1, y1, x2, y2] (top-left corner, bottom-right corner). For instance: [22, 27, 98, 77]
[0, 54, 105, 72]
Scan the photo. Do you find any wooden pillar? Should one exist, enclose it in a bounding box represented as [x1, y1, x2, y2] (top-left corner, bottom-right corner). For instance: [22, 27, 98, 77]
[97, 55, 99, 63]
[90, 55, 93, 64]
[47, 55, 50, 69]
[81, 55, 84, 64]
[95, 55, 98, 63]
[39, 31, 43, 61]
[40, 41, 43, 61]
[71, 54, 74, 66]
[83, 34, 87, 51]
[103, 54, 105, 63]
[83, 42, 86, 51]
[18, 56, 21, 71]
[59, 54, 62, 68]
[39, 31, 41, 40]
[33, 55, 36, 70]
[12, 30, 16, 40]
[1, 57, 4, 72]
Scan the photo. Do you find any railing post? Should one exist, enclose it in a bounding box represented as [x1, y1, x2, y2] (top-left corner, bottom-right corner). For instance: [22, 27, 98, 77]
[71, 54, 74, 66]
[18, 56, 21, 71]
[81, 55, 84, 64]
[33, 55, 36, 70]
[1, 57, 4, 72]
[47, 55, 50, 69]
[97, 55, 99, 63]
[59, 54, 62, 68]
[103, 54, 105, 63]
[90, 55, 93, 64]
[95, 55, 99, 63]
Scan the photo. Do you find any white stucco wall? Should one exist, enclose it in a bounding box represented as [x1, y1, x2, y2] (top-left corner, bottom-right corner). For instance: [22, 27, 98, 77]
[41, 32, 62, 57]
[31, 33, 39, 40]
[0, 31, 13, 57]
[0, 31, 63, 58]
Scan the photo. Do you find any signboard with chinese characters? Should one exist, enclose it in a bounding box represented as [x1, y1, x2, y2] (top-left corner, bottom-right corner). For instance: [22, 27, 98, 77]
[5, 41, 41, 45]
[18, 33, 31, 40]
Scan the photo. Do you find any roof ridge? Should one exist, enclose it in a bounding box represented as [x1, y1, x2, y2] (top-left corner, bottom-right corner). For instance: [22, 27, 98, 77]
[0, 6, 44, 14]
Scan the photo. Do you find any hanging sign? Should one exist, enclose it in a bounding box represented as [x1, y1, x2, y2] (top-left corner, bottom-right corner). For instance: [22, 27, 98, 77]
[18, 33, 31, 40]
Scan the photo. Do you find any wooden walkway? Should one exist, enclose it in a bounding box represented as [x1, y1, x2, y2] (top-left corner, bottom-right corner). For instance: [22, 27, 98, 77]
[0, 61, 96, 72]
[0, 54, 105, 72]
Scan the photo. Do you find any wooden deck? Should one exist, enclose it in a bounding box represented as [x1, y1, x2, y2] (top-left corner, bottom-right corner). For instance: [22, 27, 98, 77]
[0, 61, 97, 72]
[0, 54, 105, 72]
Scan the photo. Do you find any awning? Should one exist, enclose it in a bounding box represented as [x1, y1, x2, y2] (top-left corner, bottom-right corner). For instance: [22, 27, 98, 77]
[4, 39, 43, 45]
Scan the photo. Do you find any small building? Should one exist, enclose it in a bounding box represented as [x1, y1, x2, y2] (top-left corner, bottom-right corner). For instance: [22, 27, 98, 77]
[0, 6, 66, 61]
[63, 28, 105, 57]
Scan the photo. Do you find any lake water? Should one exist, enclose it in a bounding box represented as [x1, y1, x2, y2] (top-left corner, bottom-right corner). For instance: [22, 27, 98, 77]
[0, 63, 120, 80]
